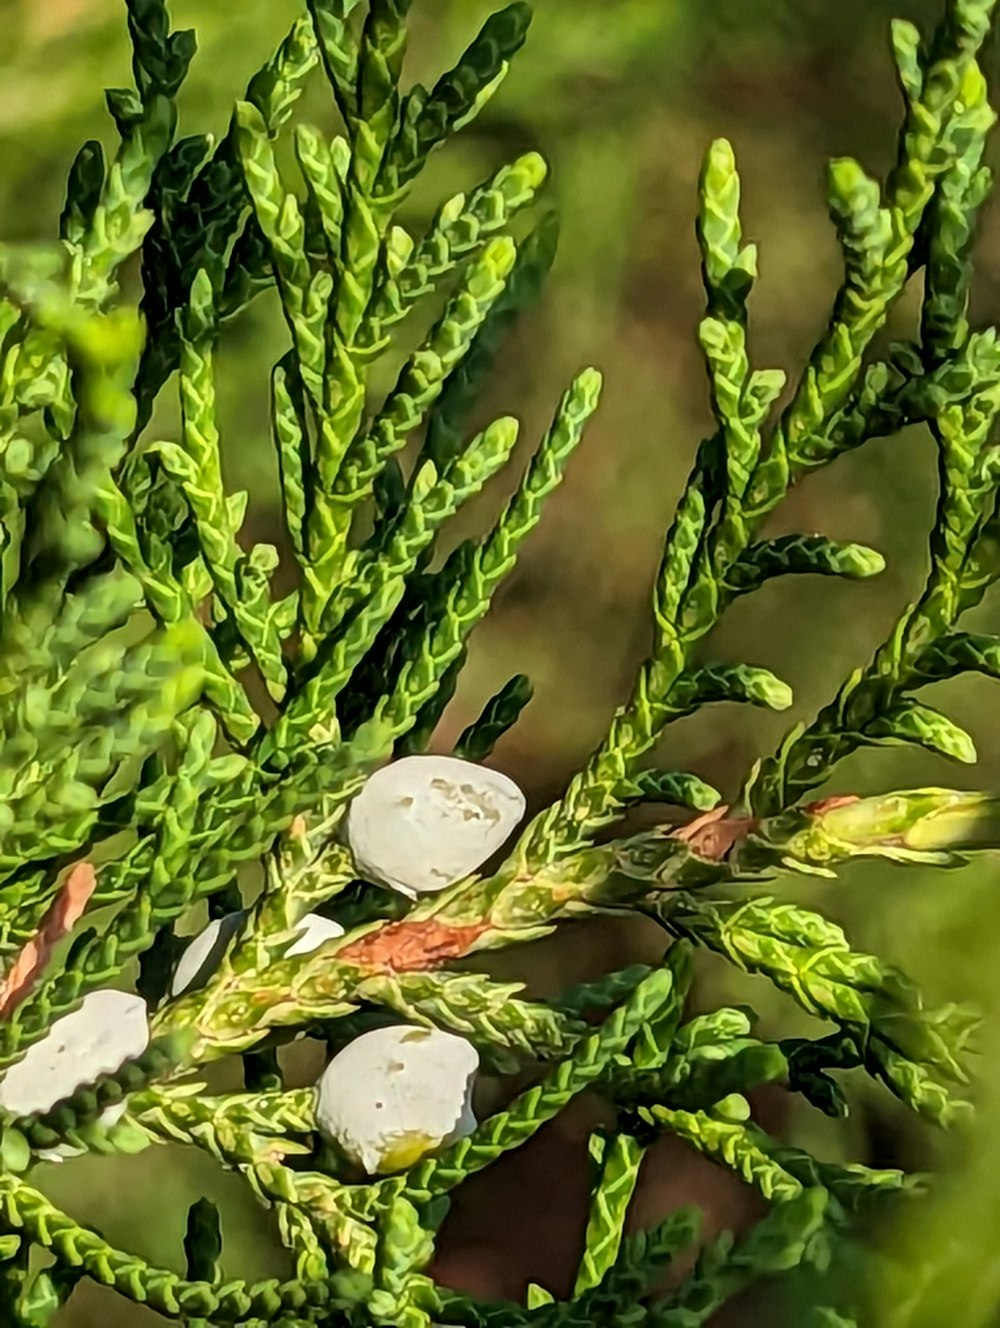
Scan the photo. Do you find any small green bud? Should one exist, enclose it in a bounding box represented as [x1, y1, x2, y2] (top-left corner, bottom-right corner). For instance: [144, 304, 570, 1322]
[0, 1128, 31, 1173]
[839, 543, 886, 578]
[711, 1094, 751, 1123]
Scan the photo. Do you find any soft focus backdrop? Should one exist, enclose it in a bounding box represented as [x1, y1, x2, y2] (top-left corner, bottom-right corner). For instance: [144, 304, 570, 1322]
[4, 0, 1000, 1323]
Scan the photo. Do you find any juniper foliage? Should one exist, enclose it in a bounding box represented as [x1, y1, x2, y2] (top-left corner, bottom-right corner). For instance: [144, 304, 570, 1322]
[0, 0, 998, 1324]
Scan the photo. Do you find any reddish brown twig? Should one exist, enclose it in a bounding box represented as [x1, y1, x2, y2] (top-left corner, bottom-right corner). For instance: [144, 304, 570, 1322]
[804, 794, 861, 815]
[671, 805, 759, 861]
[336, 918, 491, 974]
[0, 861, 96, 1019]
[340, 808, 765, 973]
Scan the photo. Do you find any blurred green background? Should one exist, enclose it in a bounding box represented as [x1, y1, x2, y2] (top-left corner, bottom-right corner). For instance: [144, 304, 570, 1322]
[6, 0, 1000, 1323]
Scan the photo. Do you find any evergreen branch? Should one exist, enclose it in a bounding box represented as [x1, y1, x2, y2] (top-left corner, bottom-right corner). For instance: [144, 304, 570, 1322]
[361, 153, 548, 356]
[653, 1188, 830, 1325]
[650, 892, 975, 1124]
[134, 17, 318, 420]
[573, 1131, 645, 1295]
[301, 236, 519, 639]
[264, 415, 521, 763]
[2, 0, 999, 1321]
[390, 4, 533, 188]
[349, 369, 601, 760]
[524, 0, 999, 858]
[384, 968, 674, 1203]
[0, 1169, 337, 1322]
[353, 969, 586, 1059]
[641, 1104, 806, 1206]
[454, 674, 533, 761]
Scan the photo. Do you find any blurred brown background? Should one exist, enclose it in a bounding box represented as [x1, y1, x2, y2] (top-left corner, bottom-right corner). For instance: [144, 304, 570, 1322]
[5, 0, 1000, 1322]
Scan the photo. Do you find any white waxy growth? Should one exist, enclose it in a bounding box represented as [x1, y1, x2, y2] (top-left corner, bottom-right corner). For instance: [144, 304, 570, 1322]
[170, 911, 245, 998]
[0, 990, 149, 1162]
[171, 910, 345, 997]
[315, 1024, 479, 1175]
[345, 754, 526, 897]
[284, 912, 345, 957]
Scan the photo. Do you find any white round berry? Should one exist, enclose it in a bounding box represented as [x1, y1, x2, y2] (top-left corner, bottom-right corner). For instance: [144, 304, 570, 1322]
[0, 989, 150, 1159]
[315, 1024, 479, 1175]
[346, 755, 526, 898]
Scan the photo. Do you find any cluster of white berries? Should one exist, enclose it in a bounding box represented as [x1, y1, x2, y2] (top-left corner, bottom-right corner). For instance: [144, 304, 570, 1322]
[322, 755, 525, 1173]
[0, 755, 526, 1176]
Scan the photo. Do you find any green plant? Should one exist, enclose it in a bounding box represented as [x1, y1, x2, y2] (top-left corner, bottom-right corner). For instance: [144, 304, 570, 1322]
[0, 0, 999, 1323]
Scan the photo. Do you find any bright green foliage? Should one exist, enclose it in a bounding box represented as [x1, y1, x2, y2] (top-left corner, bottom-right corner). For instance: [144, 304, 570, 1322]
[0, 0, 998, 1324]
[573, 1131, 646, 1295]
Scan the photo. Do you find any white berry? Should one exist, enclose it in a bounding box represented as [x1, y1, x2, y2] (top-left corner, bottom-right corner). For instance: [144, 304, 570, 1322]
[346, 755, 526, 898]
[315, 1024, 479, 1175]
[0, 990, 149, 1162]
